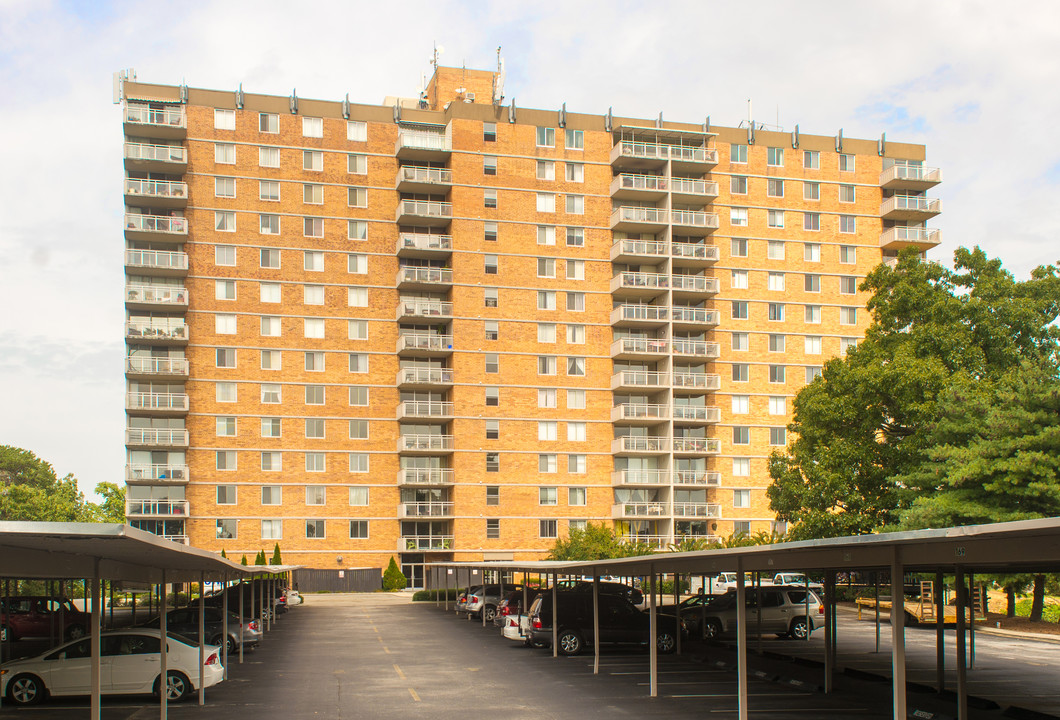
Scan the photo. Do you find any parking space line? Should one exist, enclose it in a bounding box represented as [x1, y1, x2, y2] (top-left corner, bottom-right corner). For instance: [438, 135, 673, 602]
[671, 691, 813, 697]
[394, 663, 407, 680]
[408, 688, 421, 702]
[383, 646, 391, 654]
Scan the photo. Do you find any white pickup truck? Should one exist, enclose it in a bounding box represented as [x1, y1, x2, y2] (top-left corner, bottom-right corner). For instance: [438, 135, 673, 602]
[704, 572, 823, 594]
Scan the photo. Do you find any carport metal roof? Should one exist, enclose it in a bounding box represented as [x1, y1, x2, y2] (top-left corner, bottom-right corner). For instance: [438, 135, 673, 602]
[0, 521, 248, 583]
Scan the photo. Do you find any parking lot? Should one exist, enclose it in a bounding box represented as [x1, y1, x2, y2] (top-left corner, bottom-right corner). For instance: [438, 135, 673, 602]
[3, 593, 1059, 720]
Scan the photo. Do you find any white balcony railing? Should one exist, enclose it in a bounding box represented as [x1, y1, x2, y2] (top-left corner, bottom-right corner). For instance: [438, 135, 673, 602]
[611, 370, 668, 388]
[672, 340, 720, 357]
[882, 195, 942, 214]
[671, 307, 719, 325]
[880, 164, 942, 185]
[125, 356, 189, 376]
[125, 178, 188, 200]
[672, 372, 721, 390]
[125, 105, 186, 128]
[126, 500, 189, 517]
[125, 214, 188, 235]
[398, 400, 454, 418]
[671, 243, 720, 261]
[126, 463, 188, 482]
[611, 337, 670, 355]
[673, 437, 721, 454]
[673, 406, 720, 423]
[397, 267, 453, 285]
[398, 434, 454, 452]
[397, 468, 454, 485]
[397, 300, 453, 319]
[673, 502, 721, 518]
[673, 471, 721, 486]
[671, 275, 719, 293]
[612, 403, 669, 421]
[614, 272, 670, 290]
[670, 178, 718, 196]
[612, 436, 669, 453]
[397, 368, 453, 385]
[397, 130, 451, 153]
[670, 210, 719, 228]
[396, 334, 453, 353]
[124, 249, 188, 272]
[399, 502, 454, 518]
[399, 166, 453, 184]
[398, 233, 452, 252]
[397, 199, 453, 219]
[126, 428, 189, 447]
[618, 534, 670, 549]
[125, 285, 188, 306]
[613, 142, 717, 164]
[126, 392, 189, 413]
[401, 535, 454, 551]
[612, 239, 669, 257]
[615, 173, 668, 192]
[613, 502, 670, 517]
[124, 142, 187, 164]
[880, 226, 941, 246]
[612, 469, 669, 485]
[612, 304, 668, 323]
[611, 206, 668, 224]
[126, 321, 188, 342]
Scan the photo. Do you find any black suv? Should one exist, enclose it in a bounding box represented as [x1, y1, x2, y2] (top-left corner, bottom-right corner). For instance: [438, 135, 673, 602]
[526, 591, 681, 656]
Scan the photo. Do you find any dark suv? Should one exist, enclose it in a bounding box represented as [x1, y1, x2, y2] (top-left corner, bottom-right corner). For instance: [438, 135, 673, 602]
[526, 591, 681, 655]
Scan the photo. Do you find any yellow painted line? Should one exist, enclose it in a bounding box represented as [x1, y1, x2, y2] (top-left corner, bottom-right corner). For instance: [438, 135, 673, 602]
[383, 646, 391, 654]
[393, 664, 406, 680]
[408, 688, 421, 702]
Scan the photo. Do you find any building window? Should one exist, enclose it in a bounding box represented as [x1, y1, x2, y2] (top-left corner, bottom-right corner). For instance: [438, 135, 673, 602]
[566, 162, 584, 182]
[486, 419, 499, 439]
[486, 519, 500, 539]
[349, 521, 369, 539]
[484, 288, 498, 308]
[303, 183, 324, 204]
[767, 240, 785, 260]
[731, 238, 748, 257]
[215, 519, 237, 540]
[536, 225, 556, 246]
[258, 146, 279, 168]
[483, 155, 497, 175]
[803, 213, 821, 232]
[216, 450, 237, 470]
[347, 121, 367, 141]
[730, 175, 748, 194]
[565, 194, 584, 214]
[569, 454, 587, 473]
[302, 117, 323, 138]
[767, 272, 785, 291]
[537, 160, 555, 180]
[215, 177, 236, 198]
[731, 301, 748, 320]
[566, 227, 584, 246]
[733, 490, 750, 509]
[304, 251, 324, 271]
[261, 485, 282, 505]
[304, 217, 324, 238]
[349, 453, 369, 473]
[566, 292, 585, 311]
[804, 181, 820, 201]
[840, 245, 857, 264]
[568, 487, 587, 506]
[538, 356, 557, 375]
[540, 520, 558, 539]
[731, 332, 749, 351]
[216, 382, 237, 403]
[841, 337, 859, 356]
[567, 389, 586, 409]
[216, 416, 236, 437]
[767, 209, 784, 228]
[486, 486, 499, 505]
[536, 127, 556, 147]
[766, 179, 784, 199]
[259, 316, 281, 337]
[305, 418, 325, 439]
[537, 257, 556, 278]
[566, 324, 585, 343]
[484, 254, 498, 274]
[803, 150, 820, 169]
[731, 395, 749, 414]
[349, 353, 368, 373]
[770, 427, 787, 446]
[840, 215, 856, 234]
[259, 180, 280, 201]
[769, 334, 786, 352]
[769, 396, 787, 415]
[538, 323, 556, 343]
[805, 305, 822, 324]
[538, 421, 558, 441]
[261, 417, 281, 438]
[538, 388, 557, 408]
[483, 122, 497, 142]
[305, 385, 325, 405]
[730, 208, 748, 226]
[348, 320, 369, 340]
[305, 452, 325, 472]
[732, 427, 750, 445]
[216, 484, 236, 505]
[840, 276, 857, 294]
[260, 283, 280, 304]
[349, 487, 368, 506]
[215, 143, 235, 164]
[348, 154, 367, 174]
[565, 129, 584, 149]
[215, 314, 236, 335]
[538, 291, 556, 310]
[303, 150, 323, 171]
[539, 454, 557, 473]
[537, 193, 556, 212]
[485, 354, 499, 374]
[804, 243, 821, 262]
[767, 147, 784, 166]
[805, 336, 822, 354]
[259, 113, 279, 133]
[260, 248, 280, 268]
[214, 211, 235, 232]
[261, 384, 281, 404]
[768, 303, 785, 322]
[732, 458, 750, 477]
[485, 320, 499, 340]
[349, 419, 368, 439]
[805, 274, 822, 292]
[348, 387, 368, 406]
[567, 422, 586, 441]
[348, 220, 367, 240]
[260, 214, 280, 234]
[305, 520, 325, 539]
[839, 184, 855, 203]
[486, 453, 500, 472]
[769, 365, 786, 383]
[732, 363, 749, 382]
[304, 285, 325, 306]
[484, 188, 497, 208]
[566, 260, 585, 281]
[840, 307, 858, 325]
[838, 153, 855, 172]
[306, 485, 326, 505]
[730, 143, 748, 163]
[216, 348, 236, 369]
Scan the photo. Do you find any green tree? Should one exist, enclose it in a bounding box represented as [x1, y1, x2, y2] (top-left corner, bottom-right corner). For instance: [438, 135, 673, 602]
[254, 550, 267, 565]
[220, 548, 228, 559]
[91, 482, 126, 523]
[240, 554, 248, 566]
[547, 522, 654, 560]
[768, 248, 1060, 540]
[271, 543, 282, 565]
[382, 557, 406, 591]
[0, 445, 92, 522]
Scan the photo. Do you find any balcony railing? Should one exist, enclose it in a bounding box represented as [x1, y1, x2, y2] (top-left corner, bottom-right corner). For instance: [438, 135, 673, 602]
[672, 340, 720, 357]
[397, 367, 453, 386]
[396, 300, 453, 320]
[126, 463, 188, 482]
[396, 130, 451, 153]
[125, 178, 188, 201]
[673, 437, 721, 454]
[397, 400, 454, 419]
[611, 337, 670, 356]
[125, 249, 188, 273]
[671, 307, 719, 325]
[673, 502, 721, 518]
[611, 239, 669, 257]
[126, 500, 189, 517]
[124, 142, 187, 164]
[397, 267, 453, 285]
[673, 471, 721, 486]
[126, 321, 188, 342]
[673, 406, 721, 423]
[396, 199, 452, 220]
[126, 428, 189, 447]
[398, 166, 453, 184]
[618, 534, 670, 550]
[613, 502, 670, 517]
[611, 206, 668, 225]
[612, 469, 669, 485]
[399, 502, 454, 518]
[613, 174, 668, 192]
[671, 275, 719, 293]
[612, 403, 669, 422]
[611, 370, 668, 389]
[157, 534, 189, 545]
[125, 285, 188, 307]
[125, 105, 186, 128]
[126, 356, 189, 376]
[881, 195, 942, 215]
[401, 535, 454, 551]
[397, 233, 452, 253]
[612, 436, 669, 453]
[670, 178, 718, 196]
[670, 210, 719, 228]
[398, 434, 454, 452]
[611, 304, 668, 323]
[671, 243, 720, 262]
[397, 468, 454, 485]
[396, 334, 453, 353]
[613, 272, 669, 291]
[880, 164, 942, 186]
[612, 142, 717, 164]
[880, 226, 941, 248]
[126, 392, 189, 413]
[125, 214, 188, 235]
[672, 372, 721, 390]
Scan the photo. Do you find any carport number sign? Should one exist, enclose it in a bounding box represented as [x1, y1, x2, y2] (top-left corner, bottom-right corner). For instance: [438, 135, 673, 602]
[955, 547, 966, 557]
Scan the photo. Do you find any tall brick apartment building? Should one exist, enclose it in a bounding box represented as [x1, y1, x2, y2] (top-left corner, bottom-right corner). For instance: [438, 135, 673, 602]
[119, 65, 941, 584]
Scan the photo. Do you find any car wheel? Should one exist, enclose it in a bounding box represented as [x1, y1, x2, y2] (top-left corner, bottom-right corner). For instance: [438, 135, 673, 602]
[65, 624, 86, 641]
[703, 619, 723, 641]
[557, 630, 584, 656]
[656, 631, 677, 654]
[7, 674, 45, 706]
[789, 618, 809, 640]
[155, 671, 191, 702]
[483, 605, 497, 623]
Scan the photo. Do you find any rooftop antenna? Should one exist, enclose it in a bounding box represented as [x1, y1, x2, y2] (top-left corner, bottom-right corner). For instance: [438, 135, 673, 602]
[431, 42, 445, 71]
[493, 47, 505, 106]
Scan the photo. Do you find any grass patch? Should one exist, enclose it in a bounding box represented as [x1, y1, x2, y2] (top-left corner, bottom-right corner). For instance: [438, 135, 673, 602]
[1014, 598, 1060, 623]
[412, 588, 459, 602]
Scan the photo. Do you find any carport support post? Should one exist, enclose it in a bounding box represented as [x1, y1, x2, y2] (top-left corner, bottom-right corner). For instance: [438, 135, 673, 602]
[250, 576, 256, 636]
[875, 571, 881, 653]
[238, 580, 244, 664]
[198, 571, 205, 706]
[824, 572, 833, 692]
[735, 560, 749, 720]
[592, 571, 600, 675]
[935, 569, 944, 692]
[222, 572, 229, 680]
[551, 573, 558, 658]
[755, 571, 762, 655]
[161, 570, 169, 720]
[890, 549, 907, 720]
[968, 570, 975, 669]
[482, 566, 487, 627]
[649, 564, 657, 698]
[91, 562, 101, 720]
[955, 566, 968, 720]
[674, 572, 681, 655]
[444, 568, 450, 611]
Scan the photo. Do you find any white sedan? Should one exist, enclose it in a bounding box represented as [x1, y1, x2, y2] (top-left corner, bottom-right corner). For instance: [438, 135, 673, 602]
[1, 629, 224, 705]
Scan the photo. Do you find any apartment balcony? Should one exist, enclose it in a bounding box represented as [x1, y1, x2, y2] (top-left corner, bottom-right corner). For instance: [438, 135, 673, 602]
[396, 468, 454, 486]
[124, 178, 188, 209]
[396, 266, 453, 290]
[672, 339, 721, 358]
[125, 284, 188, 311]
[609, 238, 669, 264]
[400, 535, 454, 551]
[610, 271, 669, 299]
[670, 209, 719, 236]
[125, 356, 189, 380]
[610, 337, 670, 360]
[671, 306, 719, 330]
[670, 178, 719, 203]
[396, 367, 454, 389]
[123, 142, 187, 173]
[395, 166, 453, 193]
[124, 213, 188, 241]
[611, 469, 670, 487]
[610, 206, 668, 233]
[880, 226, 942, 251]
[395, 233, 452, 259]
[126, 500, 189, 518]
[880, 164, 942, 190]
[673, 437, 721, 455]
[672, 405, 721, 424]
[612, 502, 670, 519]
[672, 502, 722, 518]
[398, 502, 455, 519]
[671, 242, 720, 267]
[672, 372, 721, 392]
[395, 128, 451, 160]
[126, 463, 188, 484]
[610, 141, 718, 170]
[125, 392, 189, 415]
[610, 370, 669, 391]
[396, 333, 453, 357]
[123, 104, 186, 139]
[125, 428, 189, 449]
[610, 303, 668, 328]
[396, 300, 453, 323]
[619, 534, 670, 550]
[611, 436, 669, 455]
[396, 400, 454, 421]
[124, 249, 188, 277]
[670, 275, 719, 297]
[397, 434, 454, 454]
[880, 194, 942, 221]
[125, 320, 188, 345]
[673, 470, 722, 487]
[155, 534, 189, 545]
[395, 199, 452, 227]
[612, 403, 670, 424]
[609, 173, 669, 201]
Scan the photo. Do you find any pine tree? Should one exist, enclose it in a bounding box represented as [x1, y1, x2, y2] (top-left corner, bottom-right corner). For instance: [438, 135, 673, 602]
[220, 548, 227, 559]
[240, 554, 248, 566]
[271, 543, 282, 564]
[382, 557, 407, 591]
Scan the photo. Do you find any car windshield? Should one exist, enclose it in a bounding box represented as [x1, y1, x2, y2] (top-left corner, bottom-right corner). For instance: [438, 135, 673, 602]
[705, 593, 739, 610]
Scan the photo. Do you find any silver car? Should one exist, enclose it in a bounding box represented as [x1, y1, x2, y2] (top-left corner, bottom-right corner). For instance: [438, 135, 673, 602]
[698, 585, 824, 640]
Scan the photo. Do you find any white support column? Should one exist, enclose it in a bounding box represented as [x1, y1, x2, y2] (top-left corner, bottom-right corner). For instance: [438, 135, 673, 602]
[891, 549, 906, 720]
[592, 572, 600, 675]
[674, 572, 681, 655]
[222, 573, 229, 680]
[160, 570, 168, 720]
[238, 580, 244, 663]
[935, 569, 944, 693]
[824, 572, 833, 693]
[955, 566, 968, 720]
[649, 566, 658, 698]
[736, 560, 748, 720]
[552, 573, 558, 658]
[198, 571, 205, 706]
[90, 564, 101, 720]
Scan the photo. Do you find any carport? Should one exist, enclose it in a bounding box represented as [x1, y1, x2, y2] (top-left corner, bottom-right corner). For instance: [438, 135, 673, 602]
[428, 516, 1060, 720]
[0, 521, 252, 719]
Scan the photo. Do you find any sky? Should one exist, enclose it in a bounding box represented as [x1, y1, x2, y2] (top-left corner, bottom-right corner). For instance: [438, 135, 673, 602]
[1, 0, 1059, 501]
